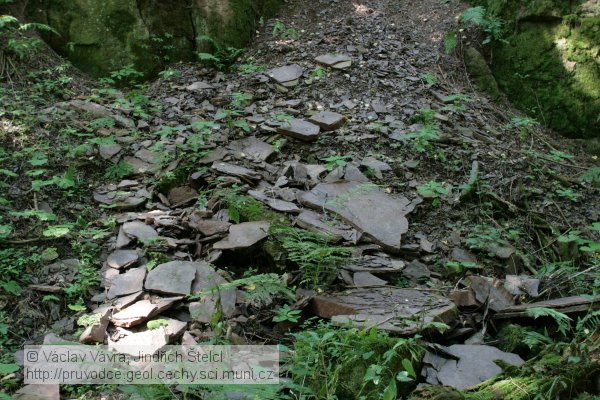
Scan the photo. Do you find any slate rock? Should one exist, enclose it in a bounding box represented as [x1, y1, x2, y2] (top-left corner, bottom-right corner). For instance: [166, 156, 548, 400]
[341, 254, 405, 273]
[268, 64, 303, 87]
[122, 221, 159, 244]
[402, 260, 431, 281]
[189, 219, 232, 236]
[108, 329, 168, 357]
[123, 156, 161, 175]
[98, 143, 122, 160]
[308, 111, 347, 131]
[352, 272, 387, 286]
[13, 384, 60, 400]
[469, 275, 515, 312]
[106, 250, 139, 270]
[93, 188, 148, 210]
[186, 81, 213, 91]
[301, 181, 415, 253]
[315, 53, 352, 69]
[422, 344, 524, 389]
[504, 275, 540, 297]
[211, 161, 261, 181]
[267, 199, 301, 214]
[295, 210, 358, 243]
[213, 221, 271, 250]
[168, 186, 198, 206]
[189, 262, 236, 320]
[229, 137, 275, 162]
[111, 297, 181, 327]
[309, 287, 457, 334]
[277, 119, 321, 141]
[145, 261, 197, 295]
[107, 267, 146, 299]
[79, 308, 110, 344]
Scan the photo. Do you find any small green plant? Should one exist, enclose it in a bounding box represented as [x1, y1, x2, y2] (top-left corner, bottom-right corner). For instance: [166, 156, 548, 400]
[231, 91, 252, 108]
[417, 181, 450, 206]
[272, 20, 300, 40]
[555, 185, 580, 202]
[272, 138, 286, 153]
[270, 224, 353, 289]
[273, 304, 302, 323]
[445, 6, 507, 53]
[104, 161, 133, 180]
[405, 124, 441, 156]
[445, 260, 478, 275]
[238, 61, 265, 74]
[102, 64, 144, 86]
[321, 154, 351, 171]
[147, 319, 170, 330]
[311, 67, 327, 78]
[196, 35, 243, 71]
[421, 72, 437, 86]
[506, 116, 539, 140]
[579, 167, 600, 188]
[158, 68, 181, 80]
[218, 187, 265, 223]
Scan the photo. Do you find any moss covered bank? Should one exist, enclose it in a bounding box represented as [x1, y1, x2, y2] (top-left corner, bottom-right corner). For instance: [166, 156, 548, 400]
[24, 0, 281, 78]
[469, 0, 600, 139]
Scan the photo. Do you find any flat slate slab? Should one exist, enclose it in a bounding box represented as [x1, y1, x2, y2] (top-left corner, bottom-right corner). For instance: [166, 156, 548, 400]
[295, 210, 359, 242]
[106, 250, 139, 269]
[145, 261, 198, 295]
[229, 137, 275, 162]
[109, 329, 168, 357]
[308, 111, 347, 131]
[309, 287, 457, 334]
[300, 181, 414, 253]
[213, 221, 271, 250]
[93, 187, 149, 210]
[422, 344, 524, 389]
[190, 262, 237, 318]
[268, 64, 303, 87]
[341, 254, 405, 273]
[106, 267, 146, 299]
[315, 53, 352, 69]
[189, 219, 232, 236]
[277, 119, 321, 141]
[211, 161, 261, 181]
[122, 221, 159, 244]
[111, 297, 181, 327]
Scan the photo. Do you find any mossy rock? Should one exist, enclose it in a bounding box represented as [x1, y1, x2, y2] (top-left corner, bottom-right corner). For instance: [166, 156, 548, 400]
[467, 0, 600, 139]
[26, 0, 282, 78]
[463, 46, 501, 100]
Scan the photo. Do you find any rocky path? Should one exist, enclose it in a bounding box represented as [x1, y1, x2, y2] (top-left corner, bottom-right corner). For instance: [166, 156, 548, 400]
[13, 0, 600, 397]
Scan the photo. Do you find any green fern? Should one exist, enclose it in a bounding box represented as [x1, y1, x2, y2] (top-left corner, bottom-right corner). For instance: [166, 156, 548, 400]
[195, 273, 294, 308]
[270, 224, 354, 289]
[576, 309, 600, 334]
[460, 6, 486, 25]
[526, 307, 572, 336]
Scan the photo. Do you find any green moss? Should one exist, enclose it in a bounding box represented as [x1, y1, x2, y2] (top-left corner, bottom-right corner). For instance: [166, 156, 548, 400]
[463, 46, 501, 99]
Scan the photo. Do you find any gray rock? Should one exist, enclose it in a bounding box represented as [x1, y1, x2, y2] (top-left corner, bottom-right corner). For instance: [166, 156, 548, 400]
[211, 162, 261, 181]
[278, 119, 321, 141]
[315, 53, 352, 69]
[168, 186, 198, 206]
[422, 344, 524, 389]
[190, 262, 236, 318]
[106, 250, 139, 270]
[13, 384, 60, 400]
[79, 309, 110, 344]
[300, 181, 415, 253]
[145, 261, 197, 295]
[267, 199, 301, 214]
[106, 267, 146, 299]
[123, 156, 161, 175]
[189, 219, 232, 236]
[93, 188, 148, 210]
[108, 329, 168, 357]
[186, 81, 214, 91]
[308, 111, 347, 131]
[111, 297, 181, 327]
[310, 287, 457, 334]
[229, 137, 275, 162]
[213, 221, 271, 250]
[268, 64, 303, 87]
[341, 254, 405, 273]
[122, 221, 159, 244]
[295, 210, 358, 243]
[352, 272, 387, 286]
[402, 260, 431, 281]
[98, 143, 122, 160]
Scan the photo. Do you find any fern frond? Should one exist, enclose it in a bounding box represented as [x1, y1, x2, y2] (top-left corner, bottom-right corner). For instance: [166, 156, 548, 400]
[215, 273, 294, 308]
[460, 6, 486, 25]
[576, 309, 600, 334]
[526, 307, 572, 336]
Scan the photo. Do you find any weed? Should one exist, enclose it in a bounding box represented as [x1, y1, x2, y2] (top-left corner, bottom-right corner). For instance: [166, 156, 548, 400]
[421, 72, 437, 86]
[405, 124, 441, 156]
[269, 224, 353, 289]
[554, 185, 580, 202]
[273, 304, 302, 323]
[196, 35, 243, 71]
[217, 187, 265, 223]
[238, 60, 265, 75]
[104, 161, 133, 180]
[321, 154, 351, 171]
[579, 167, 600, 188]
[272, 20, 300, 40]
[311, 67, 327, 77]
[506, 116, 539, 140]
[417, 181, 450, 206]
[445, 260, 478, 275]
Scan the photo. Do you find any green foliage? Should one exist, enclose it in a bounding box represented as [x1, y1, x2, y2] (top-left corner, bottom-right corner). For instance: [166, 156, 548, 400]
[311, 67, 327, 77]
[273, 304, 302, 323]
[104, 161, 133, 180]
[445, 260, 478, 275]
[288, 322, 424, 400]
[579, 167, 600, 188]
[238, 60, 265, 75]
[270, 224, 353, 289]
[506, 116, 539, 140]
[77, 313, 102, 328]
[460, 6, 506, 45]
[417, 181, 450, 206]
[405, 124, 441, 156]
[526, 307, 572, 336]
[147, 319, 169, 330]
[196, 35, 244, 71]
[195, 273, 294, 308]
[158, 68, 181, 80]
[421, 72, 437, 86]
[218, 188, 265, 224]
[321, 154, 351, 171]
[272, 20, 300, 40]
